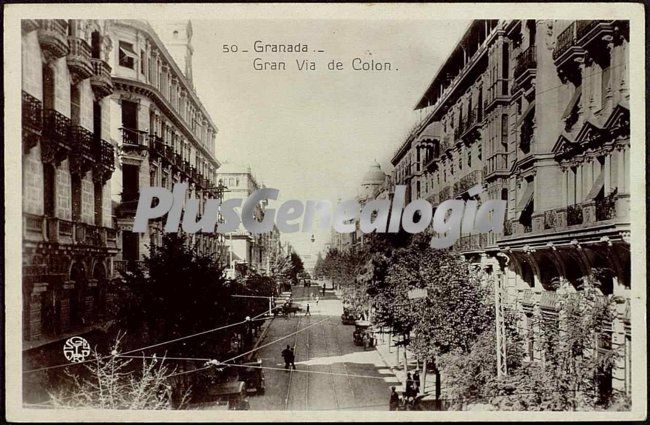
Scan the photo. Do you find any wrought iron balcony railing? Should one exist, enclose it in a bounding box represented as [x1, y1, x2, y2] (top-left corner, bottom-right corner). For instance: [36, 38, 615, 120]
[553, 22, 577, 60]
[22, 91, 43, 153]
[120, 127, 149, 148]
[514, 45, 536, 79]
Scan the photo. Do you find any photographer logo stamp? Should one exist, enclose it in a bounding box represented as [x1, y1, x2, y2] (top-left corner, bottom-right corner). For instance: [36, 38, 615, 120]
[63, 337, 91, 363]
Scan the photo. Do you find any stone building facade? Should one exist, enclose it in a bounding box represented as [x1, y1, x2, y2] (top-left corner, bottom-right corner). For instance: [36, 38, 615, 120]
[217, 163, 271, 276]
[106, 20, 222, 271]
[21, 19, 118, 347]
[391, 20, 631, 395]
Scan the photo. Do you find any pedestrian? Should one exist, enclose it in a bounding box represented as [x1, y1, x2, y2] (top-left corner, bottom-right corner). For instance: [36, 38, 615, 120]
[322, 284, 326, 296]
[281, 345, 292, 370]
[413, 370, 421, 394]
[315, 295, 319, 305]
[363, 333, 370, 351]
[389, 386, 399, 411]
[288, 347, 296, 369]
[305, 303, 311, 316]
[405, 373, 413, 398]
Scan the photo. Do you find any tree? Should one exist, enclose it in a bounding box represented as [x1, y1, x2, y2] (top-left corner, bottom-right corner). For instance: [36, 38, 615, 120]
[289, 252, 305, 284]
[366, 235, 492, 357]
[436, 274, 625, 411]
[108, 233, 243, 358]
[313, 252, 325, 278]
[50, 338, 189, 409]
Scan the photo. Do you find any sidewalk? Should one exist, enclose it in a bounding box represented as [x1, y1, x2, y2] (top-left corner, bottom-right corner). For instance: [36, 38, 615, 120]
[373, 334, 437, 400]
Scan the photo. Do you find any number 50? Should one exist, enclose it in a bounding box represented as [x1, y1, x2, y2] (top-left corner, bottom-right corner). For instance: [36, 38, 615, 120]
[222, 44, 238, 53]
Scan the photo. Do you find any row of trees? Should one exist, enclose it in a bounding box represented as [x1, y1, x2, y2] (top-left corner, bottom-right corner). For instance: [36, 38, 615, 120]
[319, 233, 628, 411]
[51, 233, 304, 409]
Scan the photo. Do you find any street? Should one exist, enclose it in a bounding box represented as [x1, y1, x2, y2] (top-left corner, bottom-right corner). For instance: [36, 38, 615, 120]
[249, 284, 400, 411]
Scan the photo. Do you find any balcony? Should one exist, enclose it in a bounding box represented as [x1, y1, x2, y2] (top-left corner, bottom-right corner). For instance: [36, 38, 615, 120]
[120, 127, 149, 150]
[439, 186, 452, 202]
[42, 109, 72, 165]
[454, 233, 488, 253]
[90, 58, 113, 99]
[552, 22, 586, 83]
[113, 260, 144, 276]
[595, 195, 616, 222]
[67, 36, 93, 84]
[69, 125, 95, 175]
[22, 91, 42, 154]
[576, 20, 614, 48]
[485, 152, 508, 179]
[93, 138, 115, 181]
[566, 204, 584, 226]
[460, 109, 483, 143]
[514, 45, 537, 92]
[455, 170, 482, 197]
[37, 19, 69, 63]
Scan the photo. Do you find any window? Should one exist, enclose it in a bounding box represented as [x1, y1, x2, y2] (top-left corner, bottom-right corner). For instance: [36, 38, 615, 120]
[501, 114, 508, 147]
[468, 150, 472, 168]
[140, 50, 146, 75]
[94, 182, 103, 226]
[71, 174, 82, 221]
[91, 31, 101, 59]
[501, 42, 509, 95]
[118, 41, 136, 69]
[44, 164, 56, 217]
[70, 85, 81, 125]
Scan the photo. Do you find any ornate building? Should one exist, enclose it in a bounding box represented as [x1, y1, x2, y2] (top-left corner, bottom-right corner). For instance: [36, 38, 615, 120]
[107, 20, 222, 271]
[391, 20, 631, 395]
[21, 19, 118, 348]
[216, 163, 272, 277]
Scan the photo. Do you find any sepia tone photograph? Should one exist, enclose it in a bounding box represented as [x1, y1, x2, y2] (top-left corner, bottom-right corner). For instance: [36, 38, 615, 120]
[4, 3, 646, 422]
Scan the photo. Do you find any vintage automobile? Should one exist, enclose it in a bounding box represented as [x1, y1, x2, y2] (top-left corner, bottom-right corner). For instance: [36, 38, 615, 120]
[191, 381, 248, 410]
[352, 320, 377, 347]
[340, 308, 357, 325]
[275, 302, 302, 317]
[238, 358, 265, 395]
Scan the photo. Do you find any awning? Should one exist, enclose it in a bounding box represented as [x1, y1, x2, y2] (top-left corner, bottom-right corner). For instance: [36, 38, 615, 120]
[119, 43, 138, 59]
[516, 100, 535, 127]
[516, 182, 534, 212]
[586, 170, 604, 200]
[562, 85, 582, 120]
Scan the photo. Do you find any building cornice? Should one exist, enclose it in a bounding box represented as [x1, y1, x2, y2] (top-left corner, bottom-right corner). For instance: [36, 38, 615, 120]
[112, 20, 218, 135]
[113, 77, 220, 168]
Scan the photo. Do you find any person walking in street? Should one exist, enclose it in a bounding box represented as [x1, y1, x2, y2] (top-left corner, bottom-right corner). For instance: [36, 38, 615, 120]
[413, 370, 421, 395]
[281, 345, 292, 370]
[305, 303, 311, 316]
[389, 387, 399, 411]
[288, 347, 296, 370]
[315, 295, 319, 305]
[405, 373, 414, 398]
[362, 333, 370, 351]
[322, 284, 326, 296]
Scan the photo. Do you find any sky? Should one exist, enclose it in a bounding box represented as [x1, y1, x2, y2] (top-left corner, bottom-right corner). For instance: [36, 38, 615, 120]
[185, 19, 470, 261]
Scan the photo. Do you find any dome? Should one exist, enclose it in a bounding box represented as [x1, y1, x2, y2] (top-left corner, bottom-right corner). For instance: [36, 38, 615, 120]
[361, 161, 386, 186]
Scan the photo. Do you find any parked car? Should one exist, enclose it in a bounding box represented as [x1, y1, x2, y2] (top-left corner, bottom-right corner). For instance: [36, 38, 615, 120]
[341, 308, 357, 325]
[190, 381, 248, 410]
[238, 359, 265, 395]
[353, 320, 376, 347]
